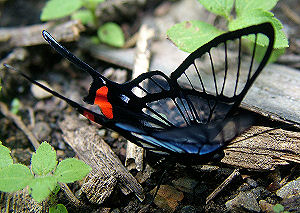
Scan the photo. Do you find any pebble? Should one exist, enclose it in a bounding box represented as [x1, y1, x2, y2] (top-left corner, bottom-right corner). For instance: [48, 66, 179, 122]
[31, 80, 53, 99]
[246, 178, 258, 188]
[281, 194, 300, 212]
[150, 185, 184, 213]
[111, 131, 119, 139]
[180, 205, 197, 213]
[276, 177, 300, 199]
[259, 200, 274, 213]
[98, 129, 106, 137]
[225, 191, 260, 212]
[172, 177, 198, 193]
[33, 121, 51, 141]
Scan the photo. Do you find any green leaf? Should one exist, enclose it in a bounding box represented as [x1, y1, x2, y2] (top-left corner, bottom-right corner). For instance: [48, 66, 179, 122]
[228, 10, 289, 49]
[0, 164, 34, 192]
[29, 176, 58, 202]
[10, 98, 20, 114]
[31, 142, 57, 176]
[167, 21, 224, 53]
[273, 203, 285, 213]
[41, 0, 83, 21]
[49, 204, 68, 213]
[0, 145, 13, 169]
[97, 22, 125, 47]
[71, 9, 95, 25]
[84, 0, 105, 3]
[235, 0, 278, 17]
[198, 0, 234, 19]
[54, 158, 91, 183]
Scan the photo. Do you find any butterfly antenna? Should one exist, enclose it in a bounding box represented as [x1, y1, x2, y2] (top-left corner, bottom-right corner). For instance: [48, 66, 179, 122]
[3, 64, 98, 119]
[42, 30, 107, 84]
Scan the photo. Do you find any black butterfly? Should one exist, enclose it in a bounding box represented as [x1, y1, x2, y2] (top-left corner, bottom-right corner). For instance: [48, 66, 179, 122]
[6, 22, 274, 162]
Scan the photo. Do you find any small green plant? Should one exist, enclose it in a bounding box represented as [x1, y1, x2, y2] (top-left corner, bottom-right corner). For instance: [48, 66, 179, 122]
[0, 141, 91, 212]
[40, 0, 125, 47]
[10, 98, 21, 114]
[167, 0, 288, 61]
[273, 203, 289, 213]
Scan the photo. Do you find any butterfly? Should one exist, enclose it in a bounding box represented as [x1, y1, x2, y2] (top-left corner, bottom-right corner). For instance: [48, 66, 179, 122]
[6, 22, 274, 163]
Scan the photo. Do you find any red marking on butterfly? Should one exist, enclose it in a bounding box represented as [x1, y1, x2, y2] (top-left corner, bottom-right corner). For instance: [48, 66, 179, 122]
[83, 110, 95, 122]
[94, 86, 113, 119]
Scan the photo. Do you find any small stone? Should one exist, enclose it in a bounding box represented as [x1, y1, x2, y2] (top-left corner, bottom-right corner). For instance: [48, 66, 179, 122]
[172, 177, 198, 193]
[31, 80, 53, 99]
[33, 121, 51, 141]
[111, 131, 119, 139]
[180, 205, 197, 213]
[276, 177, 300, 199]
[98, 129, 106, 137]
[225, 191, 260, 212]
[238, 183, 251, 192]
[251, 186, 269, 199]
[281, 194, 300, 212]
[259, 200, 275, 213]
[246, 178, 258, 188]
[150, 185, 184, 213]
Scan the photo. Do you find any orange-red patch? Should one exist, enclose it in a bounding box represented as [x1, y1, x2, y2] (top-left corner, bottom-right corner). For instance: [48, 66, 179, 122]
[94, 86, 113, 119]
[83, 111, 95, 122]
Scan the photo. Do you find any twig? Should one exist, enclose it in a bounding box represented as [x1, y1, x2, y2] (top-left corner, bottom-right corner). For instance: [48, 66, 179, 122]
[0, 20, 84, 51]
[0, 101, 40, 150]
[281, 4, 300, 25]
[206, 169, 240, 204]
[125, 25, 155, 172]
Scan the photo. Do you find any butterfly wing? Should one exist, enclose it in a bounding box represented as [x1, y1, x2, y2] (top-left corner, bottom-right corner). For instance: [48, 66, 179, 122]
[168, 23, 275, 123]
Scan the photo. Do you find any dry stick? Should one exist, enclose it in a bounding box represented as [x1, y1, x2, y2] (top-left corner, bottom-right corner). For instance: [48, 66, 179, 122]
[0, 20, 84, 50]
[206, 169, 240, 204]
[125, 25, 155, 172]
[281, 4, 300, 25]
[0, 101, 83, 207]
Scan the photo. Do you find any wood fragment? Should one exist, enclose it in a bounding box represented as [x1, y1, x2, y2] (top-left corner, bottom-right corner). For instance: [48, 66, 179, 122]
[222, 126, 300, 170]
[206, 169, 240, 204]
[125, 25, 155, 172]
[281, 4, 300, 25]
[59, 114, 145, 203]
[0, 20, 84, 51]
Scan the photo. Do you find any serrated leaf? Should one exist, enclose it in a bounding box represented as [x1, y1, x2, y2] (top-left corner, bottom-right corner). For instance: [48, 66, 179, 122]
[49, 204, 68, 213]
[31, 142, 57, 176]
[0, 145, 13, 169]
[235, 0, 278, 17]
[198, 0, 234, 19]
[97, 22, 125, 47]
[0, 164, 34, 192]
[41, 0, 83, 21]
[54, 158, 91, 183]
[71, 9, 95, 25]
[228, 10, 288, 49]
[167, 21, 224, 53]
[29, 176, 58, 202]
[248, 42, 285, 63]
